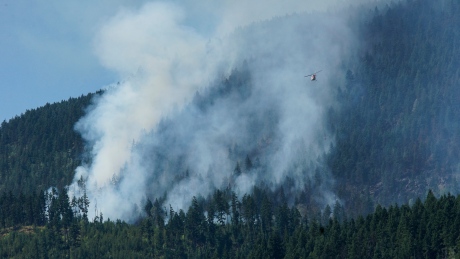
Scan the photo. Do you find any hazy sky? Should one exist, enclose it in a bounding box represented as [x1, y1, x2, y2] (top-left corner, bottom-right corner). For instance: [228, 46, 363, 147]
[0, 0, 147, 122]
[0, 0, 379, 122]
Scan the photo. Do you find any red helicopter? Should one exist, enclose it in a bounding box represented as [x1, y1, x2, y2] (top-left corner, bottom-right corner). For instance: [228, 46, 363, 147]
[305, 70, 322, 81]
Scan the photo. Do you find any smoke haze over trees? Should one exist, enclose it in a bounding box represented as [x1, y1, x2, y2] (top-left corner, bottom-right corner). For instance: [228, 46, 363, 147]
[0, 1, 460, 255]
[330, 0, 460, 216]
[68, 1, 359, 221]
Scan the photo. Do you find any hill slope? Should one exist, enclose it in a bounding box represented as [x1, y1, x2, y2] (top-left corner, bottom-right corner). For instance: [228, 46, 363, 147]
[330, 0, 460, 213]
[0, 0, 459, 217]
[0, 92, 99, 193]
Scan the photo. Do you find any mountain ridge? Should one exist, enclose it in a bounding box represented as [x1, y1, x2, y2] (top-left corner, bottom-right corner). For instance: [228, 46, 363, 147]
[0, 0, 459, 218]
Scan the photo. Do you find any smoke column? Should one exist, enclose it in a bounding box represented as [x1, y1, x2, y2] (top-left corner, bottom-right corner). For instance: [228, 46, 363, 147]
[68, 0, 364, 222]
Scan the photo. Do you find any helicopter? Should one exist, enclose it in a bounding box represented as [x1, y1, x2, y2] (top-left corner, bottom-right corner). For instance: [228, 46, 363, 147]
[305, 70, 322, 81]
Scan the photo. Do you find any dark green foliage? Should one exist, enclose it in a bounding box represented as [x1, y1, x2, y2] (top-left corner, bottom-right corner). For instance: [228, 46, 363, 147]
[0, 92, 100, 193]
[0, 0, 458, 224]
[330, 0, 460, 215]
[1, 0, 460, 257]
[2, 189, 460, 258]
[185, 196, 207, 247]
[0, 191, 45, 228]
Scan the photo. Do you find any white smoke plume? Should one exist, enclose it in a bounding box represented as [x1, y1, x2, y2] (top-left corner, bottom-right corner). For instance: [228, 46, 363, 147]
[68, 0, 367, 222]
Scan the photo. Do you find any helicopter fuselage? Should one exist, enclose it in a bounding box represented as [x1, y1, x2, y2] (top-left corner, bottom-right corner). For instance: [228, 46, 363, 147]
[305, 70, 321, 81]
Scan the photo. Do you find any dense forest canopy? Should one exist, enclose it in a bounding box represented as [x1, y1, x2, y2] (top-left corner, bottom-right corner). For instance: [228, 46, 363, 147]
[1, 187, 460, 258]
[0, 92, 99, 193]
[330, 0, 460, 215]
[1, 0, 460, 256]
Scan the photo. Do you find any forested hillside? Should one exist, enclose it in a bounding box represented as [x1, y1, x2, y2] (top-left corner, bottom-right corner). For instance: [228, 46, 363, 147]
[1, 188, 460, 258]
[0, 92, 99, 193]
[0, 0, 460, 258]
[1, 0, 460, 256]
[330, 0, 460, 214]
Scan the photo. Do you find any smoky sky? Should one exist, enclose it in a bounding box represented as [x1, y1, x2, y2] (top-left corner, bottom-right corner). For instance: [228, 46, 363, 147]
[68, 0, 372, 222]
